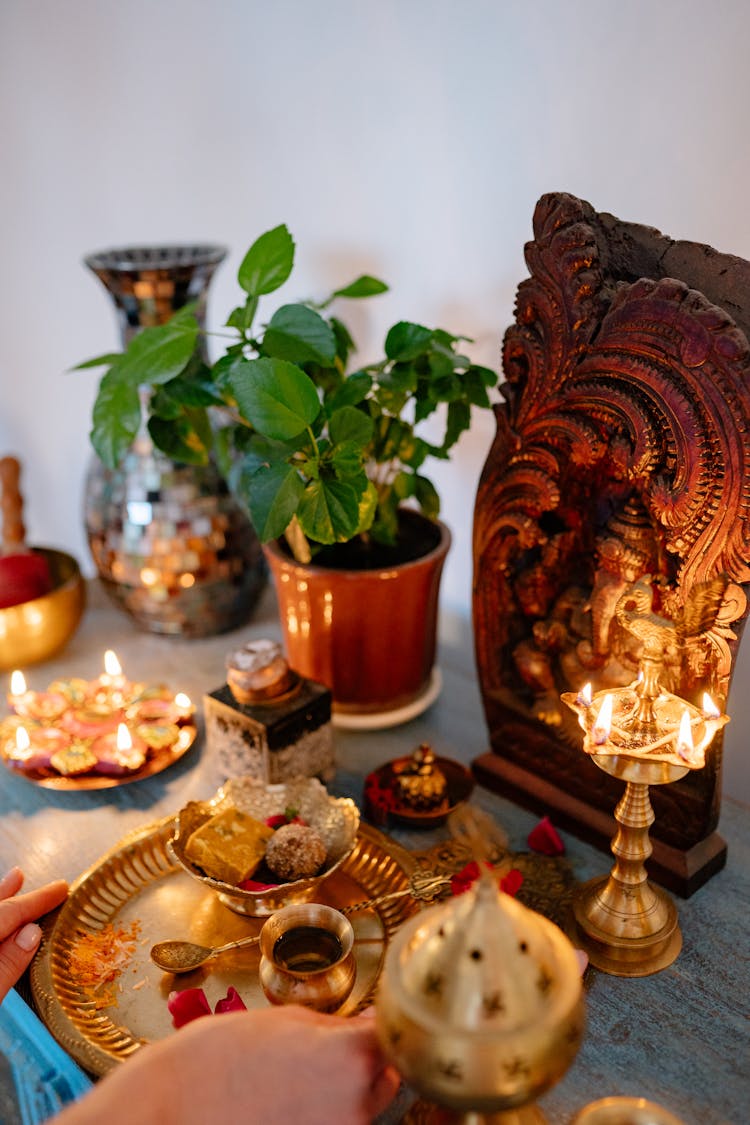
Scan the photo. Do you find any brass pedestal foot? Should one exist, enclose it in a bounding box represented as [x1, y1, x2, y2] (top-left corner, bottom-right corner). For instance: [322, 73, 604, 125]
[569, 874, 682, 977]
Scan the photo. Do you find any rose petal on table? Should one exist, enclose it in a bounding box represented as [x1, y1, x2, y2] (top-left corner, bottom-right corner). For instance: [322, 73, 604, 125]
[527, 815, 565, 855]
[167, 987, 212, 1027]
[500, 868, 524, 897]
[215, 986, 247, 1013]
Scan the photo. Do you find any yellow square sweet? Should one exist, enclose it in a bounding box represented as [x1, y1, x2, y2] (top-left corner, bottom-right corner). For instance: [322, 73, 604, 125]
[184, 807, 274, 885]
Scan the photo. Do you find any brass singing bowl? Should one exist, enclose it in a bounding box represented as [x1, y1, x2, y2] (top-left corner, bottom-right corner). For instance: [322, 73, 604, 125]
[0, 549, 86, 671]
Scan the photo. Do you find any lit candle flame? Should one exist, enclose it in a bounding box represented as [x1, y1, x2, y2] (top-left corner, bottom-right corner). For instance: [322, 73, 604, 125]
[104, 650, 123, 677]
[676, 709, 695, 761]
[10, 670, 27, 696]
[14, 726, 31, 759]
[577, 682, 593, 707]
[702, 693, 720, 719]
[174, 692, 191, 710]
[116, 723, 133, 752]
[592, 694, 614, 745]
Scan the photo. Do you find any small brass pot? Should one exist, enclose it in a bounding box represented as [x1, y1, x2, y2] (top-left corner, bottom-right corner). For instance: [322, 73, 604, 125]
[0, 549, 85, 671]
[258, 903, 356, 1013]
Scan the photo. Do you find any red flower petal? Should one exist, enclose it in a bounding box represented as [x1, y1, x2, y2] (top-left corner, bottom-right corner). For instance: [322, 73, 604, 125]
[214, 986, 247, 1014]
[167, 987, 212, 1028]
[450, 860, 482, 895]
[527, 816, 565, 856]
[265, 814, 288, 829]
[500, 868, 524, 897]
[238, 878, 277, 891]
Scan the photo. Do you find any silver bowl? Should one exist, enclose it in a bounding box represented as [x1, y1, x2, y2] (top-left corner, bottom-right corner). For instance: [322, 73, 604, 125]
[168, 777, 360, 916]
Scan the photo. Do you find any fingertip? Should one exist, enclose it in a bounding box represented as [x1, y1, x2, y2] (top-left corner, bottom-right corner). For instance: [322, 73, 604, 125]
[368, 1063, 402, 1117]
[15, 923, 42, 953]
[0, 867, 24, 894]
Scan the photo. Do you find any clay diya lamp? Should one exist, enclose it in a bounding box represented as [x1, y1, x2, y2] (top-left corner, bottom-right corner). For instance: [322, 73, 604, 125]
[92, 722, 148, 777]
[5, 723, 72, 772]
[7, 670, 68, 723]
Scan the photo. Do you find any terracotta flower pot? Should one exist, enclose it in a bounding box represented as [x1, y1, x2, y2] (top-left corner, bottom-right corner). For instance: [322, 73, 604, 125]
[263, 511, 451, 725]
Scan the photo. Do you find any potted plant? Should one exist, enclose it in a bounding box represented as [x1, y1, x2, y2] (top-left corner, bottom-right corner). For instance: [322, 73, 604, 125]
[81, 224, 498, 722]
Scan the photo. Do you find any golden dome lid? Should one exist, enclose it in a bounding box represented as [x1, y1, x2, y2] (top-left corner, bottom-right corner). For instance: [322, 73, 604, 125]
[389, 869, 581, 1035]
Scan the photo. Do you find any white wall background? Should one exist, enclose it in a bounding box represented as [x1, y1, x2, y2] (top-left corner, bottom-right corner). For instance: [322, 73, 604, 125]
[2, 0, 750, 798]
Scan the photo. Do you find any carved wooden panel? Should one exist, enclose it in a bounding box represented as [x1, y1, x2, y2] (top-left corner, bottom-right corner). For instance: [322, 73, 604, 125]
[472, 192, 750, 895]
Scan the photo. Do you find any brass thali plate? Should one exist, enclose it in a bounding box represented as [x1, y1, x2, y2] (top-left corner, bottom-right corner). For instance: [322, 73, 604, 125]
[31, 817, 418, 1076]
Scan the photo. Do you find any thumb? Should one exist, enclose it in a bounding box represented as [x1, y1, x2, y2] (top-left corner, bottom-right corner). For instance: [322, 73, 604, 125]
[0, 924, 42, 1003]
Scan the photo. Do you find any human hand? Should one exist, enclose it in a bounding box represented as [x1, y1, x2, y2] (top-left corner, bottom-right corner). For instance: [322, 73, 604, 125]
[56, 1003, 401, 1125]
[0, 866, 68, 1003]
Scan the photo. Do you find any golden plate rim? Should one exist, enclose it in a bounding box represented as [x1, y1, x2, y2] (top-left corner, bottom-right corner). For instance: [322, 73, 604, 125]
[1, 724, 197, 790]
[30, 816, 417, 1076]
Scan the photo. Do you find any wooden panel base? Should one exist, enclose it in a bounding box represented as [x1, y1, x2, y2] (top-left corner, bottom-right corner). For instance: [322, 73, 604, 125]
[472, 752, 727, 898]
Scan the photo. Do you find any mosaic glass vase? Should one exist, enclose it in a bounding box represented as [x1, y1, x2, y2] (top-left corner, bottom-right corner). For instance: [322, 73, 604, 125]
[83, 244, 266, 637]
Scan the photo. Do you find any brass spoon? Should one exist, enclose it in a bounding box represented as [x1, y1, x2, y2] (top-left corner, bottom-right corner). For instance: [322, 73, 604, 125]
[150, 934, 260, 974]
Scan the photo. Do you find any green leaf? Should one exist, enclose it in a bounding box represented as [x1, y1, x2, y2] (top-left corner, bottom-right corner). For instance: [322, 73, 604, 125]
[90, 370, 142, 468]
[148, 415, 211, 465]
[328, 405, 373, 447]
[414, 474, 441, 519]
[169, 305, 199, 327]
[238, 225, 295, 296]
[325, 371, 372, 413]
[159, 355, 225, 408]
[443, 400, 472, 451]
[379, 361, 417, 394]
[73, 352, 123, 370]
[116, 321, 199, 387]
[398, 431, 429, 470]
[330, 316, 355, 366]
[384, 321, 434, 362]
[330, 441, 366, 481]
[428, 351, 455, 379]
[332, 275, 389, 300]
[392, 470, 416, 500]
[432, 374, 462, 401]
[245, 462, 305, 542]
[297, 478, 363, 544]
[263, 304, 337, 366]
[229, 357, 320, 440]
[226, 296, 259, 333]
[148, 387, 182, 419]
[357, 480, 378, 534]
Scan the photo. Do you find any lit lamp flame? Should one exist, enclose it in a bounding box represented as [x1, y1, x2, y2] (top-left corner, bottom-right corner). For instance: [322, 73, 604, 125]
[114, 722, 142, 769]
[702, 693, 720, 718]
[116, 722, 132, 752]
[592, 694, 613, 745]
[676, 709, 695, 763]
[577, 682, 593, 707]
[14, 726, 32, 762]
[104, 650, 123, 678]
[174, 692, 191, 711]
[10, 670, 26, 697]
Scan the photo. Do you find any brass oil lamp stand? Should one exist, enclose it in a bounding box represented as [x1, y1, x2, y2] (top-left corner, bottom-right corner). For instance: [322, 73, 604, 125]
[561, 660, 728, 978]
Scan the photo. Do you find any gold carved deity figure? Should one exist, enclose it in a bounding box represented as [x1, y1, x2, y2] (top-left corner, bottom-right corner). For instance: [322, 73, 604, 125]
[512, 496, 665, 727]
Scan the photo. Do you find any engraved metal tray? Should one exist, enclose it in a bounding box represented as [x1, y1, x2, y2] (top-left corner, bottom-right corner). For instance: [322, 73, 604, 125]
[30, 817, 418, 1077]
